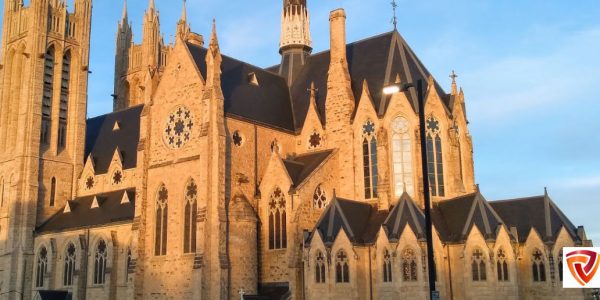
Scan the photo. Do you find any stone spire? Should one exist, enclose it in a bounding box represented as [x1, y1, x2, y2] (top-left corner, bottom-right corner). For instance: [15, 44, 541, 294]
[278, 0, 312, 85]
[206, 20, 222, 87]
[176, 0, 190, 40]
[121, 0, 128, 22]
[148, 0, 155, 11]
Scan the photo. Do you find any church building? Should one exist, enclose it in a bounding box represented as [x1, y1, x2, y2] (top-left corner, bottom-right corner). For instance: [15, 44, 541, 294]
[0, 0, 593, 299]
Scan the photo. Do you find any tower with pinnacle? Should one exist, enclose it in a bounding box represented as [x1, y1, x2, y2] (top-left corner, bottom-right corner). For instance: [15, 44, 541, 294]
[278, 0, 312, 85]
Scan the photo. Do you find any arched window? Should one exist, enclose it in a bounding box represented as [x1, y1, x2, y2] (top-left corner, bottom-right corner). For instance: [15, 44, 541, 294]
[496, 248, 509, 282]
[268, 187, 286, 250]
[471, 248, 487, 281]
[58, 51, 71, 150]
[155, 184, 168, 256]
[401, 248, 418, 281]
[41, 47, 55, 146]
[35, 246, 48, 288]
[93, 240, 108, 285]
[383, 249, 393, 282]
[183, 179, 198, 254]
[425, 116, 444, 197]
[362, 120, 378, 199]
[49, 177, 56, 207]
[313, 185, 327, 209]
[532, 249, 546, 282]
[64, 243, 76, 286]
[391, 116, 414, 197]
[558, 250, 563, 282]
[335, 249, 350, 283]
[315, 250, 326, 283]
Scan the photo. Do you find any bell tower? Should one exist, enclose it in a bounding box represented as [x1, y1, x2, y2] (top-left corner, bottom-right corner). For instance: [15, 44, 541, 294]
[0, 0, 92, 297]
[278, 0, 312, 85]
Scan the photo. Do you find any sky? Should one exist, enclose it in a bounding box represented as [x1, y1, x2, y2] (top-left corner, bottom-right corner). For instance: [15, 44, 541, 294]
[1, 1, 599, 244]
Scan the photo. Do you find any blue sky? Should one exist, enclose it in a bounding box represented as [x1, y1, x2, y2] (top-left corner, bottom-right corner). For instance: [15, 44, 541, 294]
[1, 1, 599, 244]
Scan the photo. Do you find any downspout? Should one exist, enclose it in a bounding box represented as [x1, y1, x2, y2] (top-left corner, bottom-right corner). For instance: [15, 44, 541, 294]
[446, 245, 454, 300]
[368, 246, 373, 300]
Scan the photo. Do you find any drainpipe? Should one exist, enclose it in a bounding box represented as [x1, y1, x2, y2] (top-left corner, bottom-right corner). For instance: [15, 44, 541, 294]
[446, 245, 454, 300]
[368, 246, 373, 300]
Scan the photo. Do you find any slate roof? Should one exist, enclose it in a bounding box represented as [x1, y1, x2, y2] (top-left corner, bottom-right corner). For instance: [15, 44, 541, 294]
[37, 189, 135, 233]
[312, 196, 386, 246]
[282, 150, 334, 188]
[383, 192, 426, 241]
[187, 43, 296, 132]
[433, 192, 506, 243]
[276, 30, 450, 130]
[490, 194, 580, 243]
[85, 105, 143, 174]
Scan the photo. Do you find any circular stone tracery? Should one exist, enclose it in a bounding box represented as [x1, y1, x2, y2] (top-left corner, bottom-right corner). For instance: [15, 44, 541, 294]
[163, 106, 195, 149]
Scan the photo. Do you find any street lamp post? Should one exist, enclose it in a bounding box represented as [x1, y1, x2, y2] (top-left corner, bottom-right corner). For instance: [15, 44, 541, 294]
[384, 79, 437, 299]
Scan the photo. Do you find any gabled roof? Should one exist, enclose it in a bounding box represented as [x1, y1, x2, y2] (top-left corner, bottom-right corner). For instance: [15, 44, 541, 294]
[37, 189, 136, 233]
[433, 192, 505, 243]
[312, 196, 386, 246]
[282, 149, 334, 188]
[490, 193, 580, 244]
[280, 30, 449, 130]
[85, 105, 143, 174]
[383, 192, 425, 241]
[186, 43, 296, 132]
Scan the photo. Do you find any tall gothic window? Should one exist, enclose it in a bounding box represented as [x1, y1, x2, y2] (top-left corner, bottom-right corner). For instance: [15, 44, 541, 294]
[268, 187, 287, 250]
[497, 248, 509, 282]
[155, 184, 168, 256]
[315, 250, 326, 284]
[126, 248, 132, 278]
[471, 248, 487, 281]
[58, 51, 71, 150]
[402, 248, 418, 281]
[41, 47, 55, 146]
[426, 116, 445, 197]
[93, 240, 108, 285]
[183, 179, 198, 254]
[49, 177, 56, 207]
[383, 249, 393, 282]
[558, 250, 563, 282]
[36, 247, 48, 288]
[335, 249, 350, 283]
[391, 116, 414, 197]
[313, 185, 327, 209]
[362, 120, 378, 199]
[532, 249, 546, 282]
[64, 243, 76, 286]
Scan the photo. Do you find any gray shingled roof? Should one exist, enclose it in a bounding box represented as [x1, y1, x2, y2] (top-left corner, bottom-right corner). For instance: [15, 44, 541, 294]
[383, 192, 426, 241]
[490, 193, 580, 243]
[282, 150, 334, 189]
[36, 189, 135, 233]
[85, 105, 143, 174]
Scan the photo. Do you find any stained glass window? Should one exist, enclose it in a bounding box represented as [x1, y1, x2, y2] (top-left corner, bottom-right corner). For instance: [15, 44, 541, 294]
[383, 249, 393, 282]
[313, 185, 327, 209]
[402, 248, 418, 281]
[362, 120, 378, 199]
[315, 250, 326, 283]
[497, 248, 509, 281]
[391, 116, 414, 197]
[335, 249, 350, 283]
[472, 248, 487, 281]
[94, 240, 108, 285]
[183, 179, 198, 254]
[268, 187, 286, 250]
[36, 247, 48, 287]
[426, 116, 445, 197]
[64, 243, 76, 286]
[532, 249, 546, 282]
[164, 106, 194, 149]
[155, 184, 169, 256]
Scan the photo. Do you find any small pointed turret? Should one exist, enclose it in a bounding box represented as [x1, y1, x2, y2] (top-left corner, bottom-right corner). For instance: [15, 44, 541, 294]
[121, 0, 128, 22]
[278, 0, 312, 85]
[205, 20, 222, 87]
[450, 70, 458, 95]
[176, 0, 190, 41]
[148, 0, 155, 11]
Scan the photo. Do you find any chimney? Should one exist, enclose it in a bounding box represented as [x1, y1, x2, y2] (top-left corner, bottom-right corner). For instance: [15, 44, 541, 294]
[329, 9, 347, 64]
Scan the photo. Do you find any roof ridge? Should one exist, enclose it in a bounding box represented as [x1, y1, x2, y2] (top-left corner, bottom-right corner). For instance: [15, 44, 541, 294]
[87, 104, 144, 121]
[490, 195, 545, 203]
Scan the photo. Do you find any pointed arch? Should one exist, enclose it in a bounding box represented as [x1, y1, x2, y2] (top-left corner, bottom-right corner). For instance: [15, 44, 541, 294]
[496, 248, 509, 282]
[35, 246, 49, 287]
[425, 116, 445, 197]
[382, 248, 393, 282]
[401, 247, 418, 282]
[315, 250, 326, 283]
[532, 248, 546, 282]
[58, 50, 72, 150]
[183, 178, 198, 254]
[390, 116, 414, 197]
[63, 242, 76, 286]
[155, 184, 168, 256]
[313, 184, 327, 209]
[41, 46, 56, 146]
[335, 249, 350, 283]
[471, 247, 487, 281]
[268, 187, 286, 250]
[362, 120, 378, 199]
[49, 177, 57, 207]
[93, 239, 108, 284]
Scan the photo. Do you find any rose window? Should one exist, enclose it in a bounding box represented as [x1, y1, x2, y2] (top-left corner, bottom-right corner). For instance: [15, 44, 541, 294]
[163, 106, 194, 149]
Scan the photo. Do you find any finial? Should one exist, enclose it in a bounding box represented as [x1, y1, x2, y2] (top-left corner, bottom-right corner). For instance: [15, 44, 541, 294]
[148, 0, 155, 11]
[449, 70, 458, 95]
[181, 0, 187, 23]
[209, 19, 219, 49]
[391, 0, 398, 30]
[332, 189, 337, 200]
[308, 82, 318, 99]
[544, 187, 548, 196]
[121, 0, 128, 21]
[475, 184, 480, 193]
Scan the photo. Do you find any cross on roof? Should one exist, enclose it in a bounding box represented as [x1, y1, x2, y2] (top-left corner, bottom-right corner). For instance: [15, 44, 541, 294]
[390, 0, 398, 30]
[450, 70, 458, 83]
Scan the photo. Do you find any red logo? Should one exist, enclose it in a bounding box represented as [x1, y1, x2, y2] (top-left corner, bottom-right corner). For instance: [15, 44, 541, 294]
[566, 250, 600, 286]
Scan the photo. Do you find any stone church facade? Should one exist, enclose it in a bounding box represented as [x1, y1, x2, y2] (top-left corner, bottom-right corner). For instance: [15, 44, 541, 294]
[0, 0, 593, 299]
